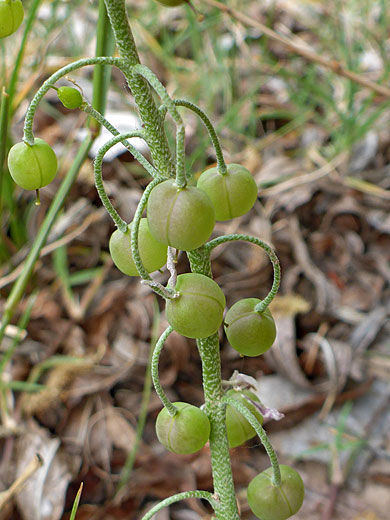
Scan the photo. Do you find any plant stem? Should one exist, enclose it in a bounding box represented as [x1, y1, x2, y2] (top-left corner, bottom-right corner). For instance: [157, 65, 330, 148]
[187, 248, 240, 520]
[104, 0, 175, 177]
[82, 103, 159, 177]
[174, 99, 227, 175]
[23, 56, 124, 145]
[205, 234, 280, 312]
[151, 326, 178, 416]
[89, 0, 115, 135]
[93, 130, 149, 231]
[223, 395, 281, 486]
[132, 65, 186, 187]
[141, 490, 218, 520]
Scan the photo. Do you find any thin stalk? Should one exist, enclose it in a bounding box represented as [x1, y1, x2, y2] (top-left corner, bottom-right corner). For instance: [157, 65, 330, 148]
[89, 0, 115, 135]
[150, 326, 177, 416]
[82, 103, 159, 177]
[104, 0, 175, 177]
[93, 130, 149, 231]
[130, 177, 170, 283]
[223, 395, 281, 486]
[141, 490, 218, 520]
[161, 99, 227, 175]
[23, 56, 124, 145]
[205, 234, 280, 313]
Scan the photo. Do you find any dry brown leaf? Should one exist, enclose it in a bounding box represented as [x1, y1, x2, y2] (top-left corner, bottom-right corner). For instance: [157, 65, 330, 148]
[15, 420, 73, 520]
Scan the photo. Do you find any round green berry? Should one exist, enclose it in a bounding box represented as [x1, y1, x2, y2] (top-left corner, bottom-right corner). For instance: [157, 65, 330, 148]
[154, 0, 186, 6]
[7, 138, 58, 190]
[197, 164, 258, 221]
[224, 298, 276, 357]
[57, 86, 83, 109]
[247, 465, 304, 520]
[156, 402, 210, 454]
[166, 273, 225, 339]
[225, 389, 263, 448]
[109, 218, 167, 276]
[147, 179, 215, 251]
[0, 0, 24, 39]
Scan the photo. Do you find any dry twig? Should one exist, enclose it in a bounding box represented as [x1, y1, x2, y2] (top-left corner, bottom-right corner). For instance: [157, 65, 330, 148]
[202, 0, 390, 100]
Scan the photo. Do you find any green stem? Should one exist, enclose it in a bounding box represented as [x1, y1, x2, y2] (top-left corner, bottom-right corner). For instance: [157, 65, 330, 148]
[223, 395, 281, 486]
[151, 326, 178, 416]
[23, 56, 125, 144]
[103, 0, 175, 177]
[205, 234, 280, 312]
[169, 99, 227, 175]
[89, 0, 115, 134]
[93, 130, 152, 231]
[131, 178, 174, 284]
[84, 103, 158, 177]
[141, 490, 218, 520]
[187, 249, 240, 520]
[132, 64, 186, 187]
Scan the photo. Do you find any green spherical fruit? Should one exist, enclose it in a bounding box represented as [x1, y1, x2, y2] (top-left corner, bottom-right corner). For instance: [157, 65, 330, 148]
[155, 0, 186, 6]
[225, 389, 263, 448]
[7, 138, 58, 190]
[147, 179, 215, 251]
[166, 273, 225, 339]
[0, 0, 24, 39]
[57, 86, 83, 109]
[247, 465, 304, 520]
[109, 218, 167, 276]
[224, 298, 276, 357]
[197, 164, 258, 221]
[156, 402, 210, 454]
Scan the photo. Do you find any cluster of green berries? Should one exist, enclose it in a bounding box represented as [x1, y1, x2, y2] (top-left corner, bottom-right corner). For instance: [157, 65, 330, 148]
[109, 164, 275, 353]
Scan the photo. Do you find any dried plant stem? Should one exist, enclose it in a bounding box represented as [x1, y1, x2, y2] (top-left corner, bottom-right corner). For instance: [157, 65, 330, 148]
[203, 0, 390, 100]
[0, 454, 43, 509]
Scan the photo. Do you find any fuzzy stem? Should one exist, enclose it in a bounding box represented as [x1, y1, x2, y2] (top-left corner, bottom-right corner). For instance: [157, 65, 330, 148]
[187, 248, 240, 520]
[223, 395, 281, 486]
[205, 234, 280, 312]
[94, 131, 147, 232]
[141, 490, 218, 520]
[151, 326, 178, 417]
[82, 103, 158, 178]
[23, 57, 125, 145]
[167, 99, 227, 175]
[131, 64, 186, 188]
[130, 177, 166, 281]
[104, 0, 174, 177]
